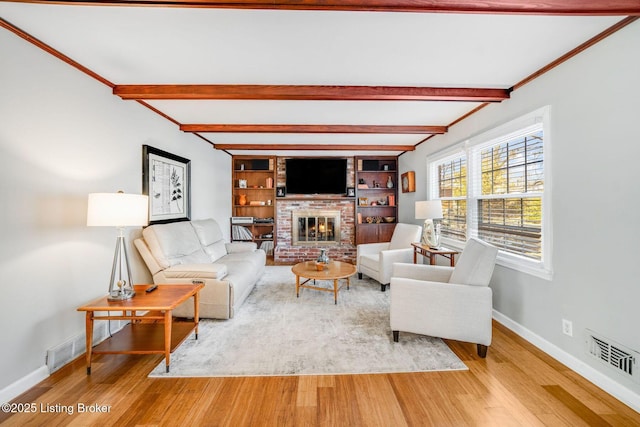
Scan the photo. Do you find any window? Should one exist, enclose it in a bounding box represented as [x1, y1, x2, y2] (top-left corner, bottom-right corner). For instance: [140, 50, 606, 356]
[432, 153, 467, 241]
[428, 107, 552, 279]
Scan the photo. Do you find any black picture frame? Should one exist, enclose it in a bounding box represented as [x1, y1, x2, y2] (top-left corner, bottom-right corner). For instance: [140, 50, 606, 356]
[276, 186, 286, 197]
[346, 187, 356, 197]
[142, 145, 191, 224]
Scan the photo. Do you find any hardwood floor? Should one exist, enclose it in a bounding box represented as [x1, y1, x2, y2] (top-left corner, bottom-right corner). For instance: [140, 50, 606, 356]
[2, 321, 638, 426]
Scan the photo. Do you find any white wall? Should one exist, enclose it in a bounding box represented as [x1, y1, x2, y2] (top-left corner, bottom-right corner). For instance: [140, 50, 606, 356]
[400, 20, 640, 404]
[0, 28, 231, 394]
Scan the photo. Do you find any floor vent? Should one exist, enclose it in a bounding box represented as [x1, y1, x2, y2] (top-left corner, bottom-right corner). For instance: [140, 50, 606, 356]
[586, 329, 639, 384]
[45, 320, 128, 373]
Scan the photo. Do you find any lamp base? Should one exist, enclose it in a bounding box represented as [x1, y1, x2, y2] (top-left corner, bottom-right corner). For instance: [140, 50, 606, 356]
[107, 235, 136, 300]
[421, 219, 441, 248]
[107, 290, 136, 301]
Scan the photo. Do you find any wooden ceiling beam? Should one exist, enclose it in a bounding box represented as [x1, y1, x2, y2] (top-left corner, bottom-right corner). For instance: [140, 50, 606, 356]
[14, 0, 640, 15]
[114, 85, 510, 102]
[212, 144, 415, 151]
[181, 124, 447, 134]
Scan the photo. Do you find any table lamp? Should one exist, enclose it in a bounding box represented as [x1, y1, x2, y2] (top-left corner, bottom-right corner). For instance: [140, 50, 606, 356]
[87, 191, 149, 300]
[415, 200, 443, 248]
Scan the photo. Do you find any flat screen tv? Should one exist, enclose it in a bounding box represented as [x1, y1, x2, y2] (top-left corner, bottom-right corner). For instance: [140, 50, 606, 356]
[285, 158, 347, 195]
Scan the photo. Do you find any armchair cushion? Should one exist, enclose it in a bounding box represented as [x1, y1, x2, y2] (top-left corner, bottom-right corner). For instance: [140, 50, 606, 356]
[448, 238, 499, 286]
[389, 223, 423, 250]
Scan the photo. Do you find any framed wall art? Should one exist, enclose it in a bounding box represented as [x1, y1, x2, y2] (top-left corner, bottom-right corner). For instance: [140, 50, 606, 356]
[401, 171, 415, 193]
[142, 145, 191, 224]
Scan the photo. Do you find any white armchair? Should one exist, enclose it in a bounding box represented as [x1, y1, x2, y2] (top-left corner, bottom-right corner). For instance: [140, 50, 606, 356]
[390, 238, 498, 357]
[356, 223, 422, 291]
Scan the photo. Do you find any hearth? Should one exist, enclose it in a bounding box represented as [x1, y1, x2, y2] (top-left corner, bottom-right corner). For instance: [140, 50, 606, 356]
[292, 210, 341, 245]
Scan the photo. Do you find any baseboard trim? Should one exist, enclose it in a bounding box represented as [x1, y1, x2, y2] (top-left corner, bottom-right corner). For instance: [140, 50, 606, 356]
[493, 310, 640, 413]
[0, 365, 49, 404]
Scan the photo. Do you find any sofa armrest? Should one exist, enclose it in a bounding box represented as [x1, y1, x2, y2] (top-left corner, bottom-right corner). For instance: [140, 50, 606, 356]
[225, 242, 258, 253]
[392, 263, 453, 283]
[134, 238, 162, 276]
[163, 263, 228, 280]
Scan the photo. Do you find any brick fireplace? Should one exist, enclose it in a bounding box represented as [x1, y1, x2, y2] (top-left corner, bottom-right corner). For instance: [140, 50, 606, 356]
[275, 199, 356, 264]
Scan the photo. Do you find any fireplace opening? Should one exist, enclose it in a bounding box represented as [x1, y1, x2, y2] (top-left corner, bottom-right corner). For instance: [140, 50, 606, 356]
[292, 210, 341, 245]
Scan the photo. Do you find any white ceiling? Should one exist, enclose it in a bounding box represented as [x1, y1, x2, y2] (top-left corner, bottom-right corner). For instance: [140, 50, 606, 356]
[0, 2, 626, 156]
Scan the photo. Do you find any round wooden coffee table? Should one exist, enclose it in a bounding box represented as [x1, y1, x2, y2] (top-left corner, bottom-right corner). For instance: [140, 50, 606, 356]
[291, 260, 356, 304]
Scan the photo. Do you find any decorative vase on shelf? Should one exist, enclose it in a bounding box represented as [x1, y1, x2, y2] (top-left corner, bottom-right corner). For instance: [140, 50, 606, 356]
[238, 194, 247, 206]
[387, 176, 394, 188]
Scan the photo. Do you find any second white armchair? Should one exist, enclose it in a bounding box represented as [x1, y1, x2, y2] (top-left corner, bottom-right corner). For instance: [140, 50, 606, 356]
[356, 223, 422, 291]
[390, 238, 498, 357]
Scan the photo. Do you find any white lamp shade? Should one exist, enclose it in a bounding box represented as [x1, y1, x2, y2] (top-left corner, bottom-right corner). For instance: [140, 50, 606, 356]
[87, 193, 149, 227]
[415, 200, 443, 220]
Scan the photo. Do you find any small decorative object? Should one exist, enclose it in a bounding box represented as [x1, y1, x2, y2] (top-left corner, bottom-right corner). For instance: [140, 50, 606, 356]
[387, 176, 394, 188]
[383, 164, 389, 171]
[240, 163, 245, 171]
[347, 187, 356, 197]
[267, 199, 272, 206]
[384, 216, 396, 223]
[401, 171, 415, 193]
[359, 197, 368, 206]
[265, 177, 273, 188]
[238, 194, 248, 206]
[316, 249, 330, 270]
[276, 186, 286, 197]
[238, 179, 247, 188]
[365, 216, 374, 223]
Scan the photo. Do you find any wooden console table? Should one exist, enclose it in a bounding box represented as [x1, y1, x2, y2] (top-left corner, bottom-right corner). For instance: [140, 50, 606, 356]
[77, 283, 203, 374]
[411, 242, 459, 266]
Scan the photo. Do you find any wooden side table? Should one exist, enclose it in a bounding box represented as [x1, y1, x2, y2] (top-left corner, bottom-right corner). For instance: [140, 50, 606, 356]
[411, 242, 459, 266]
[77, 283, 203, 374]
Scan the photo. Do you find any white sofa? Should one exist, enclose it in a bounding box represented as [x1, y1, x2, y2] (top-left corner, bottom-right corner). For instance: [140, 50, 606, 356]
[134, 218, 266, 319]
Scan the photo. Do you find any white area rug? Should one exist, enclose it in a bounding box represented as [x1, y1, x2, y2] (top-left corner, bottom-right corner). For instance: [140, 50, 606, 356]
[149, 265, 466, 377]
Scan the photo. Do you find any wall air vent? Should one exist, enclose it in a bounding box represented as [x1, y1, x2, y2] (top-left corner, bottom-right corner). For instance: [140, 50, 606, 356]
[586, 329, 639, 384]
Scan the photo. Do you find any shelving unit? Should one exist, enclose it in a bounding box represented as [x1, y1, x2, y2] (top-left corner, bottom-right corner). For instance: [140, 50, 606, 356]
[231, 156, 276, 255]
[354, 156, 398, 245]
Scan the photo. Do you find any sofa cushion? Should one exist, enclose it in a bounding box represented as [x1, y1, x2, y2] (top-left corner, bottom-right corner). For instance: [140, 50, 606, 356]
[142, 221, 206, 268]
[192, 219, 227, 262]
[163, 263, 228, 280]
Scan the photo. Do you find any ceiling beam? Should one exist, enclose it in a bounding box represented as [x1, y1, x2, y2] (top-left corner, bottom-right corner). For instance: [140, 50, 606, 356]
[213, 144, 415, 151]
[114, 85, 510, 102]
[13, 0, 640, 15]
[181, 124, 447, 134]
